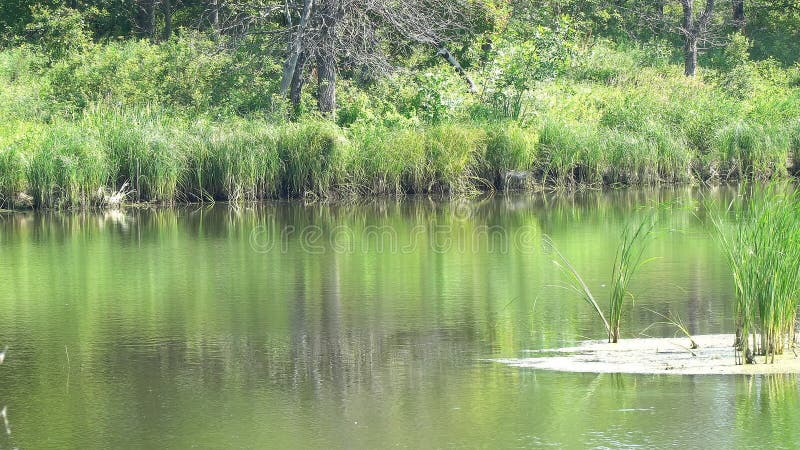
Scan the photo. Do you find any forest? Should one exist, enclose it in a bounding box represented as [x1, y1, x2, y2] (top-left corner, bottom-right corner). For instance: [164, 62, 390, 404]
[1, 0, 800, 207]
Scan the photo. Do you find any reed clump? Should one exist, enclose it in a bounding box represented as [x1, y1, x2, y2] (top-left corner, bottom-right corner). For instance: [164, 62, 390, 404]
[26, 123, 109, 208]
[87, 107, 183, 203]
[483, 124, 538, 187]
[712, 121, 789, 180]
[713, 185, 800, 364]
[547, 216, 656, 343]
[347, 126, 426, 195]
[0, 144, 26, 209]
[277, 120, 351, 198]
[185, 120, 281, 201]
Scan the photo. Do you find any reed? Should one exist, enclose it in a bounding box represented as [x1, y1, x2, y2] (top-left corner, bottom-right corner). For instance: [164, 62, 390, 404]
[712, 184, 800, 364]
[0, 144, 26, 208]
[547, 215, 656, 343]
[187, 120, 282, 201]
[607, 218, 658, 342]
[86, 107, 183, 203]
[712, 121, 789, 180]
[483, 124, 538, 186]
[277, 120, 350, 198]
[26, 124, 109, 208]
[348, 126, 426, 195]
[423, 124, 487, 193]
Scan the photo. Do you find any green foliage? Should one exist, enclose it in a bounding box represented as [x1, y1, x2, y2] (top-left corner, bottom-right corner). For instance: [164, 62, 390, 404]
[0, 29, 800, 208]
[717, 33, 758, 99]
[484, 16, 576, 118]
[712, 121, 789, 180]
[484, 124, 538, 180]
[712, 185, 800, 364]
[26, 123, 109, 208]
[547, 215, 656, 343]
[25, 6, 94, 61]
[45, 34, 271, 114]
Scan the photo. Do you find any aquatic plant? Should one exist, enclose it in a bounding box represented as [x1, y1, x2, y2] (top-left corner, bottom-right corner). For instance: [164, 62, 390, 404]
[26, 123, 109, 208]
[277, 120, 350, 198]
[86, 107, 183, 203]
[546, 215, 656, 343]
[712, 121, 789, 180]
[423, 125, 487, 193]
[483, 124, 538, 187]
[712, 184, 800, 364]
[641, 308, 699, 351]
[185, 120, 282, 201]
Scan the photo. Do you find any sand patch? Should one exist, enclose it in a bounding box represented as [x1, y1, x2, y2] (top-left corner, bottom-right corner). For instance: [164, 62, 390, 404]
[496, 334, 800, 375]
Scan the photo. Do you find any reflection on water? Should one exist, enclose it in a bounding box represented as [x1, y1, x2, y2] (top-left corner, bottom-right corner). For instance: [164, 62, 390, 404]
[0, 186, 798, 448]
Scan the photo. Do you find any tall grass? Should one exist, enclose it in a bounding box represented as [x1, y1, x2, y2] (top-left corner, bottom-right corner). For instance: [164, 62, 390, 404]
[483, 124, 538, 187]
[348, 126, 426, 195]
[423, 125, 487, 193]
[277, 121, 350, 198]
[547, 215, 656, 343]
[537, 119, 604, 186]
[85, 107, 183, 203]
[712, 121, 789, 180]
[0, 107, 799, 209]
[26, 124, 109, 208]
[713, 185, 800, 364]
[0, 146, 26, 208]
[607, 219, 658, 343]
[185, 120, 282, 201]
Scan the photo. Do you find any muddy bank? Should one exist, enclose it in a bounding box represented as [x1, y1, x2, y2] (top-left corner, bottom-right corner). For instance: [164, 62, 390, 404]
[496, 334, 800, 375]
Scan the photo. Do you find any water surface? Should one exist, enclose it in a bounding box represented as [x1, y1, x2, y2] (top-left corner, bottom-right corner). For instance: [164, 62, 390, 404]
[1, 186, 798, 448]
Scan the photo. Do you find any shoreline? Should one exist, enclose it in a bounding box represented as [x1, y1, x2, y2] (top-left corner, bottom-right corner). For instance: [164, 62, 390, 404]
[0, 180, 771, 213]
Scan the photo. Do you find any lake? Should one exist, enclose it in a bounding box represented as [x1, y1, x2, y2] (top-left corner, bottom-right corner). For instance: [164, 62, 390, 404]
[1, 186, 798, 448]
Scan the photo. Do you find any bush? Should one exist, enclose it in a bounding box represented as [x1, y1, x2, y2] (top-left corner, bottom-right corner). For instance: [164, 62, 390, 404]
[25, 6, 94, 61]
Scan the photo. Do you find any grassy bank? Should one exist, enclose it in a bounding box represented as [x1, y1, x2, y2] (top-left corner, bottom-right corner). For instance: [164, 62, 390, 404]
[2, 39, 800, 209]
[2, 107, 799, 209]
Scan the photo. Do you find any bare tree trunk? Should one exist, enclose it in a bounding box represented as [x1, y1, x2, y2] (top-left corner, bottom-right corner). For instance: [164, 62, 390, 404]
[316, 0, 338, 114]
[211, 0, 220, 30]
[681, 0, 715, 77]
[280, 0, 314, 98]
[437, 46, 476, 93]
[317, 49, 336, 114]
[148, 0, 157, 40]
[682, 0, 696, 76]
[684, 36, 698, 76]
[733, 0, 745, 30]
[163, 0, 172, 40]
[290, 51, 308, 110]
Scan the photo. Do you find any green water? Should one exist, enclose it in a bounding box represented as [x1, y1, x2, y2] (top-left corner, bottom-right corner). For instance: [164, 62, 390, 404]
[0, 187, 798, 448]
